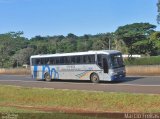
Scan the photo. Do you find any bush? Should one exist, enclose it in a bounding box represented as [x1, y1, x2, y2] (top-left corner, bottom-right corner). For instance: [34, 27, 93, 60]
[124, 56, 160, 65]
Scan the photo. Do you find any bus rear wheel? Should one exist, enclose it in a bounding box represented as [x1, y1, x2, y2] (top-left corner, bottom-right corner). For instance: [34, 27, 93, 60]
[44, 72, 51, 82]
[90, 73, 99, 83]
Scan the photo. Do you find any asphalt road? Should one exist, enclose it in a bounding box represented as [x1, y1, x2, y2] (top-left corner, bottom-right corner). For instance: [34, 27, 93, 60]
[0, 75, 160, 94]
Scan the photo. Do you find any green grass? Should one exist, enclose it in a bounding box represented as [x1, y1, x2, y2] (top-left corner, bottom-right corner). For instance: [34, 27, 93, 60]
[0, 106, 44, 113]
[0, 107, 105, 119]
[124, 56, 160, 65]
[16, 113, 106, 119]
[0, 108, 104, 119]
[0, 85, 160, 113]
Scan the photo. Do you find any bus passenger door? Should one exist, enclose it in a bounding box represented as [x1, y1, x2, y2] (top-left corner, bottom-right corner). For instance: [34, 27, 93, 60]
[102, 56, 109, 80]
[103, 57, 108, 73]
[97, 54, 109, 81]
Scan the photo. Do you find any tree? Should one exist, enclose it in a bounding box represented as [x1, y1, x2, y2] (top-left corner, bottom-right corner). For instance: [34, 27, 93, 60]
[92, 33, 114, 50]
[0, 32, 28, 67]
[150, 31, 160, 54]
[30, 35, 45, 41]
[62, 33, 77, 53]
[12, 48, 35, 67]
[114, 38, 128, 53]
[59, 39, 76, 53]
[132, 39, 156, 56]
[66, 33, 77, 40]
[115, 23, 156, 56]
[92, 38, 103, 50]
[83, 34, 89, 51]
[76, 34, 93, 51]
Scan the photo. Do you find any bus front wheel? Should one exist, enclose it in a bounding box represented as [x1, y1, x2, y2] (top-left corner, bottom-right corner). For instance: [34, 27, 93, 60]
[90, 73, 99, 83]
[44, 72, 52, 82]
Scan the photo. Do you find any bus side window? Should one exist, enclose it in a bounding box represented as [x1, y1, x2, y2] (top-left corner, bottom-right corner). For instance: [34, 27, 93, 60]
[60, 57, 64, 64]
[83, 55, 90, 64]
[71, 56, 75, 64]
[36, 59, 41, 65]
[88, 55, 91, 63]
[76, 56, 81, 64]
[45, 58, 50, 65]
[41, 58, 46, 65]
[55, 57, 60, 64]
[50, 58, 55, 65]
[32, 59, 36, 66]
[89, 55, 95, 64]
[64, 57, 67, 64]
[64, 56, 70, 65]
[80, 56, 83, 64]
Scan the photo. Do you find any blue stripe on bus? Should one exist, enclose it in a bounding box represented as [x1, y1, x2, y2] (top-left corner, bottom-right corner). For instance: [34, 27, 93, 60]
[51, 68, 59, 79]
[42, 65, 59, 79]
[33, 65, 38, 79]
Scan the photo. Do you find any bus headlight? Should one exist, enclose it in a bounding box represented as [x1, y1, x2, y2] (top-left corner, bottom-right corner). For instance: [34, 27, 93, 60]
[110, 72, 118, 75]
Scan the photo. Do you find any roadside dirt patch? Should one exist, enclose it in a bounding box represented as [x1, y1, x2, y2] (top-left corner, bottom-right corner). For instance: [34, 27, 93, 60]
[0, 68, 30, 75]
[126, 65, 160, 76]
[0, 104, 125, 118]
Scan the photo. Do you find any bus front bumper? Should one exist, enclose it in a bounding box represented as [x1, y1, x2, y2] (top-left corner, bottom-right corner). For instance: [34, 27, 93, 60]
[111, 74, 126, 81]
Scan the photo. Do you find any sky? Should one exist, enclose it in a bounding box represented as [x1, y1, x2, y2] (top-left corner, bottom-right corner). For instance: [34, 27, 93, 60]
[0, 0, 159, 38]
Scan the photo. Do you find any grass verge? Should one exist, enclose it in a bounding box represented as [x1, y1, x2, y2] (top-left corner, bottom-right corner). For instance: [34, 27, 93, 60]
[0, 107, 104, 119]
[0, 106, 44, 113]
[0, 85, 160, 113]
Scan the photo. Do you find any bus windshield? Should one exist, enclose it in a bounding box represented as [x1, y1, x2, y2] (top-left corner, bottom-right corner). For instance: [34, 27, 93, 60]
[110, 53, 124, 68]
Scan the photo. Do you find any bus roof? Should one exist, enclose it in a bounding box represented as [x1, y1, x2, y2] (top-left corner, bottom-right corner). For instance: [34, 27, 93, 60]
[30, 50, 121, 58]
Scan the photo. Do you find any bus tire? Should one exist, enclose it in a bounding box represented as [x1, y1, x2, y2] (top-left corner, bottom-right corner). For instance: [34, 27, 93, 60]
[90, 73, 99, 83]
[44, 72, 52, 82]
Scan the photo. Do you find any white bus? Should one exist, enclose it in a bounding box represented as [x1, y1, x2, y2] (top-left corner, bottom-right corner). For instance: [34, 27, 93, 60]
[30, 50, 126, 83]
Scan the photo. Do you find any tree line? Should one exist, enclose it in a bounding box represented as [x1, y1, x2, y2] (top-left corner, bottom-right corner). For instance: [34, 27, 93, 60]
[0, 23, 160, 68]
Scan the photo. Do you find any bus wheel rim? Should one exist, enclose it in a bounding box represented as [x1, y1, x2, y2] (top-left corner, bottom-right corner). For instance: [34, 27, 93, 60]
[92, 75, 98, 81]
[45, 73, 50, 81]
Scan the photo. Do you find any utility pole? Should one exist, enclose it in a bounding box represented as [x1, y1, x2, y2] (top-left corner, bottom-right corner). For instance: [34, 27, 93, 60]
[109, 38, 111, 50]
